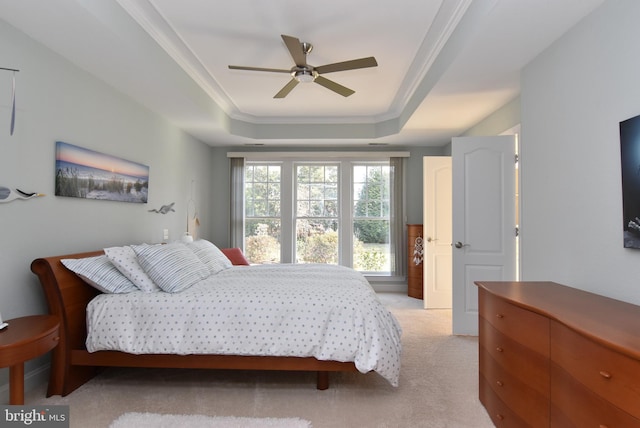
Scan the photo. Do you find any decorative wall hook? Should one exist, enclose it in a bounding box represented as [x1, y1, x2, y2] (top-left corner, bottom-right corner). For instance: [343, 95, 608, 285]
[0, 186, 45, 203]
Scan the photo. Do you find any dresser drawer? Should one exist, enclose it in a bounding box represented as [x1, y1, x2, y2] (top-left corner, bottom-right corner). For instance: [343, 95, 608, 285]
[550, 321, 640, 419]
[550, 362, 640, 427]
[480, 374, 531, 427]
[479, 288, 549, 355]
[480, 318, 549, 395]
[480, 346, 549, 427]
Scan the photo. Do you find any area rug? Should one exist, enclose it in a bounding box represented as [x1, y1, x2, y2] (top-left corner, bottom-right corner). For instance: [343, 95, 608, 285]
[109, 412, 312, 428]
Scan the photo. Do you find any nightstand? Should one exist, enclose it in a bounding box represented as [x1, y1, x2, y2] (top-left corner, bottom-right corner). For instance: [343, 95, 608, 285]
[0, 315, 60, 404]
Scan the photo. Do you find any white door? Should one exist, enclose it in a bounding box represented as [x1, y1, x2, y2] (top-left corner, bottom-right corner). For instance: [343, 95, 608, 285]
[452, 135, 516, 335]
[423, 157, 452, 309]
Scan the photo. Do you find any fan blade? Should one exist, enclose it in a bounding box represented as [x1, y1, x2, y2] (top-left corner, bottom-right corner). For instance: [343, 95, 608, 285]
[229, 65, 291, 73]
[314, 75, 354, 97]
[315, 57, 378, 74]
[281, 35, 307, 67]
[274, 78, 299, 98]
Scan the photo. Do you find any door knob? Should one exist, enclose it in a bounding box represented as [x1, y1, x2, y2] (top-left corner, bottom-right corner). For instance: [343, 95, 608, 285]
[454, 241, 468, 249]
[426, 237, 437, 242]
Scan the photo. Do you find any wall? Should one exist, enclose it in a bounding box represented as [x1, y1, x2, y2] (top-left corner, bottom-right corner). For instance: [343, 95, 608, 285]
[520, 0, 640, 304]
[0, 20, 214, 399]
[462, 96, 521, 138]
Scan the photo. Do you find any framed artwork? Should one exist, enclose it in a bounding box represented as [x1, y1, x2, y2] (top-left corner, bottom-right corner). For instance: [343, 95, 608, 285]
[620, 115, 640, 248]
[55, 141, 149, 203]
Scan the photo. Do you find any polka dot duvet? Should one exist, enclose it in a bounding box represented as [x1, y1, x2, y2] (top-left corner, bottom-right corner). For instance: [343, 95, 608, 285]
[86, 263, 403, 386]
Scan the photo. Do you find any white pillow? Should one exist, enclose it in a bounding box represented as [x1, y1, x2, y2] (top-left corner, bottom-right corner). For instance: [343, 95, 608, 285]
[133, 242, 210, 293]
[185, 239, 232, 274]
[61, 255, 138, 294]
[104, 245, 160, 293]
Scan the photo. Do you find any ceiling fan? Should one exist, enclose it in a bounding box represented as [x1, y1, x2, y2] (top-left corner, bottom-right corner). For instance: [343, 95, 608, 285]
[228, 34, 378, 98]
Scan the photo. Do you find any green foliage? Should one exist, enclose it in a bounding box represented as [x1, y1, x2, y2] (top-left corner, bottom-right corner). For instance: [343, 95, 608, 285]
[353, 240, 387, 271]
[297, 230, 338, 264]
[245, 223, 280, 264]
[245, 219, 280, 239]
[354, 167, 390, 243]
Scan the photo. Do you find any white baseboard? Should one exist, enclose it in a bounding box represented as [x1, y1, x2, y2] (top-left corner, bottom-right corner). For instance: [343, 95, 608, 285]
[0, 363, 50, 404]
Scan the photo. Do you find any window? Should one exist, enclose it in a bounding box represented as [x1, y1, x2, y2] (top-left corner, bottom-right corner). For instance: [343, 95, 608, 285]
[244, 164, 281, 263]
[230, 153, 406, 278]
[353, 164, 391, 273]
[295, 164, 339, 264]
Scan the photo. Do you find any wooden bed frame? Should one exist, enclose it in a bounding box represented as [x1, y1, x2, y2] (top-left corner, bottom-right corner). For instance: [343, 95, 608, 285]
[31, 250, 358, 397]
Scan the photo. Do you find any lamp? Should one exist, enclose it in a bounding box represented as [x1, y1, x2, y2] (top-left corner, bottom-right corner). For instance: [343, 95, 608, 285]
[0, 309, 8, 330]
[183, 179, 199, 242]
[292, 68, 317, 83]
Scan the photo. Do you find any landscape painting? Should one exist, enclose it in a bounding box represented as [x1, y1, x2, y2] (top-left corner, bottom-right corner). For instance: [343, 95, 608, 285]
[620, 114, 640, 248]
[55, 141, 149, 203]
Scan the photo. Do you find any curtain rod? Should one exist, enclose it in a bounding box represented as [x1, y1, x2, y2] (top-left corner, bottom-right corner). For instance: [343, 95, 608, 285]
[0, 67, 19, 72]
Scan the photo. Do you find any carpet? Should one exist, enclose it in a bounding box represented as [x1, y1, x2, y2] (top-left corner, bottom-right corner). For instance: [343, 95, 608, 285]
[110, 412, 312, 428]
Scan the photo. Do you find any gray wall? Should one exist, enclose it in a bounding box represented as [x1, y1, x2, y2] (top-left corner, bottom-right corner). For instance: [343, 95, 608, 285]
[0, 20, 214, 398]
[520, 0, 640, 304]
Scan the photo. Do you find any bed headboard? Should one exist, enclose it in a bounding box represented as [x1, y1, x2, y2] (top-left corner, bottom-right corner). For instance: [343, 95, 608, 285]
[31, 251, 103, 352]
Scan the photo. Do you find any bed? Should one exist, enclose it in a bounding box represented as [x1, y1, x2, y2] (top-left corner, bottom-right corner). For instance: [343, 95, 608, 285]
[31, 241, 402, 397]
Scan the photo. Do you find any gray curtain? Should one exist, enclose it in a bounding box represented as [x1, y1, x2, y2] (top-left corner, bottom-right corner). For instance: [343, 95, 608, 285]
[229, 157, 245, 249]
[390, 157, 406, 278]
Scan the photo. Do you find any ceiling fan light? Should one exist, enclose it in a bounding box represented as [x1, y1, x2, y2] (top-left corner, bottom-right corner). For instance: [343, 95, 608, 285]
[293, 69, 315, 83]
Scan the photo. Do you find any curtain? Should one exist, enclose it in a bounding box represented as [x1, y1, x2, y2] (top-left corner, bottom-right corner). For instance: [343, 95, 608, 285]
[390, 157, 406, 278]
[229, 157, 245, 249]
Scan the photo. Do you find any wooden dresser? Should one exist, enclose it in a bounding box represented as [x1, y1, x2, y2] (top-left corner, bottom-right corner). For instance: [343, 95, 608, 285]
[476, 281, 640, 427]
[407, 224, 424, 299]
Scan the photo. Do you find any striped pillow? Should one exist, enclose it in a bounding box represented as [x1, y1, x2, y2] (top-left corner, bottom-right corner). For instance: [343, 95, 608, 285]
[133, 242, 210, 293]
[61, 255, 138, 294]
[185, 239, 232, 274]
[105, 245, 160, 292]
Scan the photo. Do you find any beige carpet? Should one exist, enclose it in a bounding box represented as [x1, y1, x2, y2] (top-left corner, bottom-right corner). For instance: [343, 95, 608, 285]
[110, 412, 311, 428]
[27, 293, 495, 428]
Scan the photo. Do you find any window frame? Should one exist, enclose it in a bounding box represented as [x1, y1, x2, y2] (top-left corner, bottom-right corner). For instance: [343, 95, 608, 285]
[232, 151, 408, 278]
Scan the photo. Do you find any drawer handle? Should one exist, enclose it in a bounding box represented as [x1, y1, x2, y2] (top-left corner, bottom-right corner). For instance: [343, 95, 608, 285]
[599, 425, 609, 428]
[53, 336, 60, 341]
[599, 371, 612, 379]
[496, 313, 504, 319]
[496, 380, 504, 387]
[496, 347, 504, 353]
[496, 414, 504, 421]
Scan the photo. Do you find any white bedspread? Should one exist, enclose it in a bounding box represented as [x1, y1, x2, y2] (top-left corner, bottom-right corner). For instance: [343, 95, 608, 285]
[86, 263, 402, 386]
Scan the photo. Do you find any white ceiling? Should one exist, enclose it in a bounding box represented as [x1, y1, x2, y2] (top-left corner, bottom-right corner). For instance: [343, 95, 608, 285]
[0, 0, 604, 147]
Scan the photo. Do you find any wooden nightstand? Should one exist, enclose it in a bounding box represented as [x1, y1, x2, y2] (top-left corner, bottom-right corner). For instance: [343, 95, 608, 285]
[0, 315, 60, 404]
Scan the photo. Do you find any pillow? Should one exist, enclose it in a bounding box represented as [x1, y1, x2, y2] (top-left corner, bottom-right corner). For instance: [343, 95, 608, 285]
[185, 239, 233, 274]
[104, 245, 160, 293]
[61, 255, 138, 294]
[133, 242, 210, 293]
[221, 248, 250, 266]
